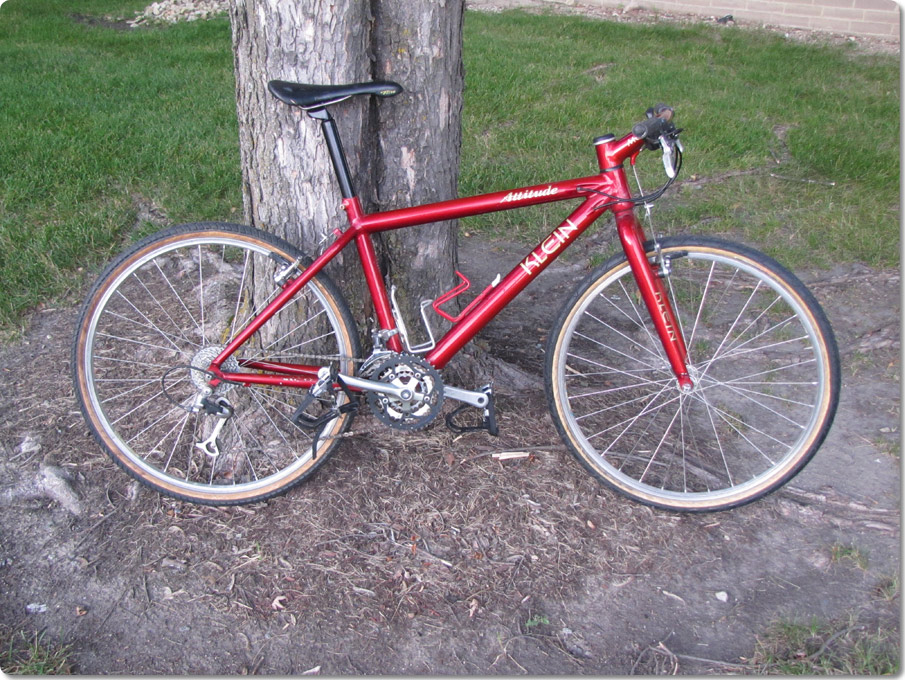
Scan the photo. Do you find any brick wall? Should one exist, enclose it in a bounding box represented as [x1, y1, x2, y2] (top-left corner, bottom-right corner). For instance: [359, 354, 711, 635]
[560, 0, 900, 39]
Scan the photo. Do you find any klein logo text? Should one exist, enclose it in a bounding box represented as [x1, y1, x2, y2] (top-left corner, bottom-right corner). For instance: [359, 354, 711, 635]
[500, 185, 559, 203]
[654, 290, 679, 343]
[519, 220, 578, 276]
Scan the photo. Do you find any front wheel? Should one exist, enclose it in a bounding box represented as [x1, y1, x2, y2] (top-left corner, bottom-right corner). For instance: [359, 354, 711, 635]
[546, 236, 839, 512]
[73, 223, 361, 505]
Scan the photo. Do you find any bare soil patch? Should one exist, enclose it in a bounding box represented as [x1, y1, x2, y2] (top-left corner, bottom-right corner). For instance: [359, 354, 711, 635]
[0, 227, 899, 673]
[0, 3, 899, 674]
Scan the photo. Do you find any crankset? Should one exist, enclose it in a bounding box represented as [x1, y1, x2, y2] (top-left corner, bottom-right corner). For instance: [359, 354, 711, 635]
[365, 354, 444, 431]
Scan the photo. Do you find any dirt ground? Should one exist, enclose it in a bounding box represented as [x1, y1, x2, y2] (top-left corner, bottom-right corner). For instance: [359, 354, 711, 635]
[0, 3, 900, 675]
[0, 217, 900, 673]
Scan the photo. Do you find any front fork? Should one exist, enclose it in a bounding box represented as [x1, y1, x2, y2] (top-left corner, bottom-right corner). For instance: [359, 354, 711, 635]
[614, 209, 693, 391]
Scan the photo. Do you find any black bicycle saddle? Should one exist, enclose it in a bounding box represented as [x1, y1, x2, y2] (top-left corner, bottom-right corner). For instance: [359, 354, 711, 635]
[267, 80, 403, 110]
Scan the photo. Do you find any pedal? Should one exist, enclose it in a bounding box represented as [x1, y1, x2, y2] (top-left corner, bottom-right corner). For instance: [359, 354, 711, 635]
[445, 384, 498, 436]
[291, 369, 359, 458]
[291, 392, 339, 430]
[292, 366, 336, 429]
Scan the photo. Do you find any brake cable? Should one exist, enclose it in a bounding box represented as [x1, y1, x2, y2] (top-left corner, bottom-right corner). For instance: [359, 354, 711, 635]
[578, 145, 682, 212]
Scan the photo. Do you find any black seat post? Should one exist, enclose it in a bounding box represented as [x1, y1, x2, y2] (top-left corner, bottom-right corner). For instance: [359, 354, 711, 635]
[307, 108, 356, 199]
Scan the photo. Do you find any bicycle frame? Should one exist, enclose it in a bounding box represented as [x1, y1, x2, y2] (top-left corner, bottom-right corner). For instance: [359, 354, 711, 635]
[210, 129, 693, 391]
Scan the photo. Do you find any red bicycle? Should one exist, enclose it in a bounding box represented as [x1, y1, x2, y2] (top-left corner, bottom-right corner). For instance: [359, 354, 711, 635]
[73, 80, 840, 511]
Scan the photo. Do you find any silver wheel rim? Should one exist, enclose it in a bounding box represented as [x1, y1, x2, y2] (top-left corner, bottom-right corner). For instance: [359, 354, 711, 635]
[82, 234, 353, 498]
[555, 246, 829, 507]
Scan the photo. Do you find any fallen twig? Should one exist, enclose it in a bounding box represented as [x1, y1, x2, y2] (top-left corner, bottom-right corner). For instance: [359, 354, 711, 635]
[769, 173, 836, 186]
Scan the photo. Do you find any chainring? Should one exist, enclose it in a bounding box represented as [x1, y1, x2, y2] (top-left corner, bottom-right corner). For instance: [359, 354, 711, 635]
[365, 354, 444, 431]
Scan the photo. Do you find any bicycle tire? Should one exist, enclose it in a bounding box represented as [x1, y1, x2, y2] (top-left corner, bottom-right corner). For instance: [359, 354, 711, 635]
[545, 236, 839, 512]
[73, 222, 361, 505]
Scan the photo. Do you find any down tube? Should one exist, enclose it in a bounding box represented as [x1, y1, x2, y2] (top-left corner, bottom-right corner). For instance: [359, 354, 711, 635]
[426, 198, 603, 369]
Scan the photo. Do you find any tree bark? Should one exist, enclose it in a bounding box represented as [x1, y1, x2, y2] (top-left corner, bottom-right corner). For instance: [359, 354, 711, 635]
[371, 0, 463, 337]
[227, 0, 464, 340]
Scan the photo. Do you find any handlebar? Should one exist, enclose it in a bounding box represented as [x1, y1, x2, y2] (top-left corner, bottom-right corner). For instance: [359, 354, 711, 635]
[631, 104, 676, 143]
[595, 104, 682, 175]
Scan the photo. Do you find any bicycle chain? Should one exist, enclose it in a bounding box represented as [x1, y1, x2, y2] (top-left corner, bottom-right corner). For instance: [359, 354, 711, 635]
[284, 351, 446, 438]
[189, 348, 450, 442]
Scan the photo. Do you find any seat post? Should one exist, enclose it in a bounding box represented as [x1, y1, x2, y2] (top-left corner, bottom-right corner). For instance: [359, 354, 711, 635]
[307, 108, 356, 199]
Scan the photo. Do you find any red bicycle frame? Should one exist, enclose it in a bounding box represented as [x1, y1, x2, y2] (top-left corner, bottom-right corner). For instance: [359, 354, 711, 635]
[211, 129, 692, 390]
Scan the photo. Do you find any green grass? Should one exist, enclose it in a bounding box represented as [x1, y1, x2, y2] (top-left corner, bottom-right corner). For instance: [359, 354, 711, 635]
[751, 616, 899, 674]
[523, 613, 550, 629]
[874, 574, 900, 602]
[0, 629, 73, 674]
[830, 541, 870, 569]
[0, 2, 899, 332]
[0, 0, 241, 334]
[461, 11, 899, 267]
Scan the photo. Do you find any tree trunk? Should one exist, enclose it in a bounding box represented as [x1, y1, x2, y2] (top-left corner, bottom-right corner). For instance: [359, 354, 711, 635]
[227, 0, 464, 344]
[371, 1, 464, 340]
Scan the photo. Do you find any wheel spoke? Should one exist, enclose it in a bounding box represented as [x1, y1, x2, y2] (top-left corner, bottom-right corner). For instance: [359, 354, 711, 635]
[153, 259, 200, 335]
[694, 279, 763, 386]
[686, 390, 787, 457]
[638, 394, 685, 484]
[574, 384, 672, 422]
[77, 227, 358, 504]
[685, 259, 716, 364]
[110, 292, 194, 353]
[129, 274, 202, 349]
[228, 248, 252, 340]
[95, 331, 184, 357]
[100, 375, 164, 404]
[572, 330, 665, 373]
[565, 353, 667, 383]
[161, 410, 193, 475]
[550, 239, 837, 510]
[124, 398, 194, 445]
[592, 385, 678, 448]
[616, 277, 667, 363]
[570, 376, 672, 402]
[583, 307, 665, 364]
[701, 376, 816, 408]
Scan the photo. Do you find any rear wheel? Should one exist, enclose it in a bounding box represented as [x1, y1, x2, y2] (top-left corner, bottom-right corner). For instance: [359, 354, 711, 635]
[546, 236, 839, 511]
[73, 223, 360, 505]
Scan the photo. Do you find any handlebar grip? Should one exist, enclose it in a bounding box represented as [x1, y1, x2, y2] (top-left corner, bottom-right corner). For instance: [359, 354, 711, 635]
[632, 104, 675, 140]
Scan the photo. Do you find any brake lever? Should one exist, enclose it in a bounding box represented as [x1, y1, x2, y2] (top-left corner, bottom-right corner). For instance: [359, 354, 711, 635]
[659, 134, 684, 179]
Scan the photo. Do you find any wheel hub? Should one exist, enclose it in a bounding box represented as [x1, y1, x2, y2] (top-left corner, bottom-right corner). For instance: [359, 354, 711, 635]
[190, 346, 240, 394]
